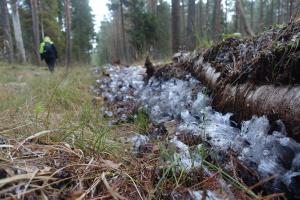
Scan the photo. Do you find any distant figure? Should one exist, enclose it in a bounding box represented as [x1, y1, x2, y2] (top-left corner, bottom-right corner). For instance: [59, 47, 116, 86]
[39, 36, 58, 72]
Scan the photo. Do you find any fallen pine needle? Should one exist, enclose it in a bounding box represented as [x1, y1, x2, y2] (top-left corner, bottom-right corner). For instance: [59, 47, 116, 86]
[101, 172, 127, 200]
[17, 129, 58, 149]
[0, 172, 56, 187]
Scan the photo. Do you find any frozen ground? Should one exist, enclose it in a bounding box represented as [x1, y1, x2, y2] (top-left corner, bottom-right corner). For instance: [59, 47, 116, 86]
[93, 65, 300, 198]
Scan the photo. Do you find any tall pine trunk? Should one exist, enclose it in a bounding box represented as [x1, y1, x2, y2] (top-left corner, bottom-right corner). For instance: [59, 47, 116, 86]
[30, 0, 41, 65]
[269, 0, 274, 25]
[11, 0, 26, 63]
[213, 0, 221, 40]
[120, 0, 128, 62]
[235, 0, 240, 32]
[198, 0, 203, 37]
[172, 0, 180, 53]
[289, 0, 294, 18]
[205, 1, 210, 38]
[64, 0, 72, 67]
[259, 0, 264, 32]
[180, 0, 185, 46]
[277, 0, 281, 24]
[186, 0, 195, 50]
[0, 0, 14, 63]
[236, 0, 255, 36]
[250, 0, 254, 29]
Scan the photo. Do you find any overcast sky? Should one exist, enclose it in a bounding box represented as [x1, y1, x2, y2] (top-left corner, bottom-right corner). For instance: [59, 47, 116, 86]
[89, 0, 110, 31]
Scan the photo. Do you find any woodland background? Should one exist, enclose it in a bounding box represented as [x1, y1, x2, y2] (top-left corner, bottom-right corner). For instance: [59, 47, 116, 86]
[0, 0, 299, 66]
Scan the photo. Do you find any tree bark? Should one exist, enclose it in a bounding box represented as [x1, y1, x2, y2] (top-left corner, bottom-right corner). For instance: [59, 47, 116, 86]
[11, 0, 26, 63]
[172, 0, 180, 53]
[269, 0, 274, 25]
[235, 0, 240, 32]
[250, 0, 254, 29]
[197, 0, 203, 37]
[30, 0, 41, 65]
[64, 0, 72, 67]
[120, 0, 128, 62]
[259, 0, 264, 32]
[0, 0, 14, 63]
[171, 53, 300, 141]
[186, 0, 196, 50]
[213, 0, 221, 40]
[180, 0, 185, 46]
[236, 0, 255, 36]
[277, 0, 281, 24]
[289, 0, 294, 18]
[205, 1, 210, 38]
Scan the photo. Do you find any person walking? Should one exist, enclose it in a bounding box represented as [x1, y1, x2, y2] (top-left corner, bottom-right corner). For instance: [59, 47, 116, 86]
[39, 36, 58, 72]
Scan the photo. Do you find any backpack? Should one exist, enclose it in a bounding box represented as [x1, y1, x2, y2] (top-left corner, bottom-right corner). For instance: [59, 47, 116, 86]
[43, 42, 52, 55]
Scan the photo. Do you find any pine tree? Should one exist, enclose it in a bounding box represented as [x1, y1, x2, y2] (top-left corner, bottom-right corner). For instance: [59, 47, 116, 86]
[30, 0, 40, 65]
[11, 0, 26, 63]
[172, 0, 180, 53]
[213, 0, 221, 40]
[71, 0, 94, 63]
[236, 0, 255, 36]
[186, 0, 196, 49]
[156, 0, 171, 57]
[0, 0, 15, 63]
[65, 0, 72, 66]
[126, 0, 158, 59]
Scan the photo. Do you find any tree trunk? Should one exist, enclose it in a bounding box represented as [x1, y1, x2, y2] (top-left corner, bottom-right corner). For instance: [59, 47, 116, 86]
[269, 0, 274, 25]
[39, 0, 44, 39]
[289, 0, 294, 18]
[64, 0, 72, 67]
[236, 0, 255, 36]
[277, 0, 281, 24]
[224, 0, 229, 32]
[250, 0, 254, 30]
[259, 0, 264, 32]
[120, 0, 128, 62]
[198, 0, 203, 37]
[11, 0, 26, 63]
[213, 0, 221, 40]
[30, 0, 41, 65]
[235, 0, 240, 32]
[285, 0, 289, 22]
[0, 0, 14, 63]
[205, 1, 210, 38]
[171, 54, 300, 141]
[180, 0, 185, 46]
[172, 0, 180, 53]
[186, 0, 196, 50]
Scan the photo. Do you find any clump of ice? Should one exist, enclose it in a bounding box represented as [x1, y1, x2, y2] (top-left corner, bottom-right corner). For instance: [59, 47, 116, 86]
[95, 64, 300, 196]
[128, 134, 149, 154]
[169, 138, 202, 171]
[188, 190, 223, 200]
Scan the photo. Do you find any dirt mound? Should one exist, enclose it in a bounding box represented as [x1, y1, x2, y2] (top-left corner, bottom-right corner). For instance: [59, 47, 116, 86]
[203, 19, 300, 85]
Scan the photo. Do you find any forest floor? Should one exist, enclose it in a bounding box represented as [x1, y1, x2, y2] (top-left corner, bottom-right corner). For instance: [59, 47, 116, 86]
[0, 63, 139, 199]
[0, 63, 281, 199]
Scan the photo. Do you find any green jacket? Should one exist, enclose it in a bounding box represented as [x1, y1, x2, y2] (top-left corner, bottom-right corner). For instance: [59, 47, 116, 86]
[39, 36, 54, 54]
[39, 36, 57, 60]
